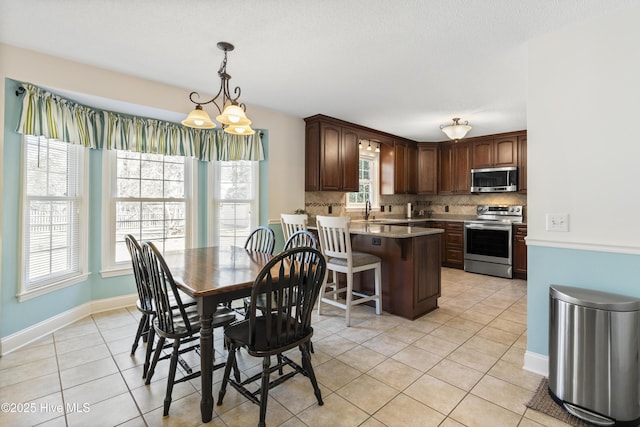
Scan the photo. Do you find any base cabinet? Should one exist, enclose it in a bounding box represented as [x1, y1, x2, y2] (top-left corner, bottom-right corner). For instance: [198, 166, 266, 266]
[351, 233, 441, 320]
[428, 221, 464, 269]
[513, 224, 527, 279]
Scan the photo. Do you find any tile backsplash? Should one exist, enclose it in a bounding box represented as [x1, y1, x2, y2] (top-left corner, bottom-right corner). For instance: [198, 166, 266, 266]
[303, 192, 527, 221]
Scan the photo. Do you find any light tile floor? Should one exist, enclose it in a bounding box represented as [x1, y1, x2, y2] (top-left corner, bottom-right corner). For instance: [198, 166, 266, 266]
[0, 268, 573, 427]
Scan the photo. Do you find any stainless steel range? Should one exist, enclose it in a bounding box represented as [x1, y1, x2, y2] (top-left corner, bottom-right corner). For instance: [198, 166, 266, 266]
[464, 205, 523, 279]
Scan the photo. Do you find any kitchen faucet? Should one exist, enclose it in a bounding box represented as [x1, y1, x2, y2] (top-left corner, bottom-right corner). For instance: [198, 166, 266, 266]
[364, 200, 371, 220]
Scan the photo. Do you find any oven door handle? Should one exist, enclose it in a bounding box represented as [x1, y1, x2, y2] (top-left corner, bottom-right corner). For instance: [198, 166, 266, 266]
[465, 223, 511, 232]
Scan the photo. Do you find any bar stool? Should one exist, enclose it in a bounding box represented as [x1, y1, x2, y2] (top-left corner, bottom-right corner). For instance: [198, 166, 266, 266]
[315, 215, 382, 326]
[280, 213, 309, 241]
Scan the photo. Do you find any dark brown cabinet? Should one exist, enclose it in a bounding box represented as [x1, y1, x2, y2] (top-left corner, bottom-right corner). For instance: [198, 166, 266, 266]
[518, 135, 527, 193]
[439, 142, 471, 194]
[427, 220, 464, 270]
[381, 140, 417, 195]
[305, 116, 359, 192]
[443, 222, 464, 268]
[472, 136, 518, 169]
[513, 224, 527, 279]
[427, 221, 446, 264]
[417, 143, 438, 195]
[352, 233, 441, 319]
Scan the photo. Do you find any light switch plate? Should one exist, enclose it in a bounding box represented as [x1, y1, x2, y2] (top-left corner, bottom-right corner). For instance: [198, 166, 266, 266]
[546, 214, 569, 232]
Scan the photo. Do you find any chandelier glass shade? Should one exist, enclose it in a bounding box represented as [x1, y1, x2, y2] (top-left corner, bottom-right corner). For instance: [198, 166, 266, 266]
[182, 42, 255, 135]
[440, 118, 472, 141]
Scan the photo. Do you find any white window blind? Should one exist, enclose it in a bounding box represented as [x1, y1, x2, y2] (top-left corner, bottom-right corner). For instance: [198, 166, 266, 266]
[113, 151, 187, 264]
[209, 161, 259, 247]
[22, 136, 87, 296]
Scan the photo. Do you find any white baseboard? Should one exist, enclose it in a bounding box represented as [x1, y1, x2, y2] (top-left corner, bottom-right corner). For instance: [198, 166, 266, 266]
[0, 293, 137, 355]
[523, 350, 549, 377]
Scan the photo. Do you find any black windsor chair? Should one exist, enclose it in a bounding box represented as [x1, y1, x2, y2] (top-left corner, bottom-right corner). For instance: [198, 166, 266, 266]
[217, 246, 327, 427]
[141, 241, 236, 416]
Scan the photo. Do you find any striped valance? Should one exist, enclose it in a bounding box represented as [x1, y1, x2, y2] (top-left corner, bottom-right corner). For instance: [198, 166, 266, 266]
[15, 83, 264, 161]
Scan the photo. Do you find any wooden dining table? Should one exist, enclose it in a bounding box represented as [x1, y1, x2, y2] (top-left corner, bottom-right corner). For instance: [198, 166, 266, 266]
[162, 245, 273, 423]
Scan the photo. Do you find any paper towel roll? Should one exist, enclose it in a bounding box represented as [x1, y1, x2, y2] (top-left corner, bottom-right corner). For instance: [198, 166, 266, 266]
[407, 203, 412, 218]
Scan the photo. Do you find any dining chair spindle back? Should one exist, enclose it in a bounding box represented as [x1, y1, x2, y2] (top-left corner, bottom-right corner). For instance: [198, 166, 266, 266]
[141, 241, 236, 416]
[217, 246, 327, 427]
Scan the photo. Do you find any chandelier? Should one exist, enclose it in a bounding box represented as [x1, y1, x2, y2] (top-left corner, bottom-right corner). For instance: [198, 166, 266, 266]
[182, 42, 255, 135]
[440, 118, 472, 141]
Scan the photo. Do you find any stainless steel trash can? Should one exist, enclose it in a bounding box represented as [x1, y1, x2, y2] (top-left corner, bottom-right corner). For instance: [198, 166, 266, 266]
[549, 285, 640, 426]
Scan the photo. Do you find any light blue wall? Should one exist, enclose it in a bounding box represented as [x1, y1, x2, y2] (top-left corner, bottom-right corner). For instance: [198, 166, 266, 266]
[1, 79, 97, 336]
[0, 78, 271, 338]
[527, 246, 640, 356]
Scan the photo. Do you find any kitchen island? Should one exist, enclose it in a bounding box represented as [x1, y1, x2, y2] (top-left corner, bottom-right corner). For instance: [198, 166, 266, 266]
[313, 221, 444, 320]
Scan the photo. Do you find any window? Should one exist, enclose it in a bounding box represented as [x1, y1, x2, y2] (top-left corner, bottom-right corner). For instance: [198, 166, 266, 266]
[102, 150, 195, 275]
[209, 161, 259, 247]
[20, 136, 88, 300]
[347, 152, 379, 210]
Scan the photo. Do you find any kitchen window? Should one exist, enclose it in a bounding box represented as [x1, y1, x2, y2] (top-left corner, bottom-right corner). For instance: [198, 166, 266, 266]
[19, 136, 89, 301]
[101, 150, 196, 276]
[209, 160, 259, 247]
[347, 152, 379, 210]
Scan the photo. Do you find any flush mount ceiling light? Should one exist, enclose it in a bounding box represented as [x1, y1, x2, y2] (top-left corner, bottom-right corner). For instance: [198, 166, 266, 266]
[182, 42, 255, 135]
[440, 118, 472, 141]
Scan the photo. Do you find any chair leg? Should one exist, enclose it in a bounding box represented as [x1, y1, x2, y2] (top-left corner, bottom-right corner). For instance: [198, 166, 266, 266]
[345, 272, 353, 327]
[217, 344, 237, 406]
[317, 274, 327, 316]
[375, 264, 382, 315]
[131, 313, 148, 355]
[146, 336, 165, 385]
[258, 356, 271, 427]
[277, 353, 284, 375]
[301, 342, 323, 405]
[142, 326, 156, 379]
[141, 314, 150, 343]
[163, 339, 181, 416]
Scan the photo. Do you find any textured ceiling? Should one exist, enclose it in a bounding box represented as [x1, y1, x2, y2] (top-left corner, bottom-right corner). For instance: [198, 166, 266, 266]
[0, 0, 635, 141]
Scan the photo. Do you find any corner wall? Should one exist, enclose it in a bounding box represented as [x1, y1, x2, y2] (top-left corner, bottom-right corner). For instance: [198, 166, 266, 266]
[525, 4, 640, 374]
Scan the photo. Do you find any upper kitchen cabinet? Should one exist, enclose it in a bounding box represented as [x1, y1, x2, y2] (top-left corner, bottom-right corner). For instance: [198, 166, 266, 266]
[518, 135, 527, 193]
[439, 142, 471, 194]
[471, 136, 518, 168]
[417, 143, 438, 195]
[304, 115, 359, 192]
[381, 139, 417, 195]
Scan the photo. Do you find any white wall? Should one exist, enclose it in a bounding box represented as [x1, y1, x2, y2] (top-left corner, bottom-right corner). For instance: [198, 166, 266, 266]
[525, 3, 640, 374]
[527, 5, 640, 254]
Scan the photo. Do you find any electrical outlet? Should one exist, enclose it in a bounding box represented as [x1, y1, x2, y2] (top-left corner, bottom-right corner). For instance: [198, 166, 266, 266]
[546, 214, 569, 232]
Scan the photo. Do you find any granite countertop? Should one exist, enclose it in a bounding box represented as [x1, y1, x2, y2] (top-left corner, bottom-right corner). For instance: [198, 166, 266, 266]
[309, 219, 444, 239]
[347, 222, 444, 238]
[353, 215, 527, 225]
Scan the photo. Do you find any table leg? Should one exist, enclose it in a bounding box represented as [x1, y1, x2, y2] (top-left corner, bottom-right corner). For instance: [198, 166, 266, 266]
[199, 299, 215, 423]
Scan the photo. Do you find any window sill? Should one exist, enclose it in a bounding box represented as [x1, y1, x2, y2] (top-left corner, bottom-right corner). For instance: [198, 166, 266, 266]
[17, 273, 91, 302]
[346, 207, 380, 213]
[100, 265, 133, 279]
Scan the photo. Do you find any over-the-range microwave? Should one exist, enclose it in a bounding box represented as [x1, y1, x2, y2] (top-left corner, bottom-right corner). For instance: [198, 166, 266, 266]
[470, 166, 518, 193]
